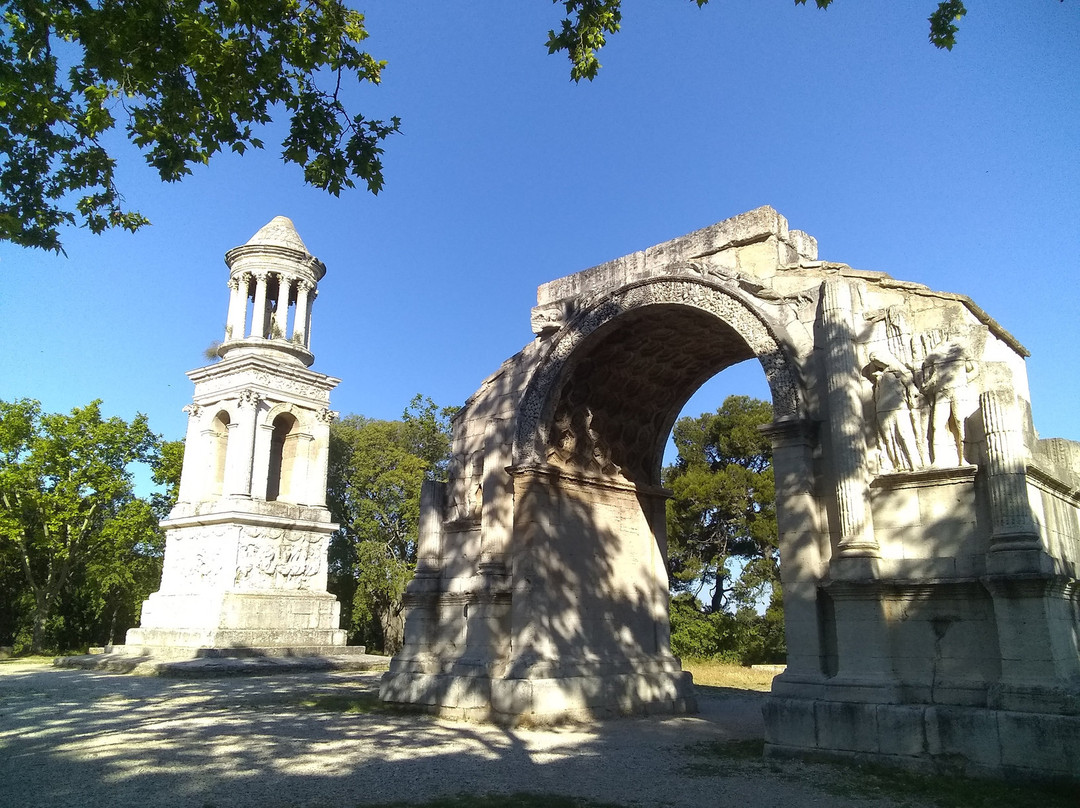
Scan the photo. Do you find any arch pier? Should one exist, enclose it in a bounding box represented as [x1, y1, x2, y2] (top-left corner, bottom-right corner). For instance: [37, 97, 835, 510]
[382, 207, 1080, 781]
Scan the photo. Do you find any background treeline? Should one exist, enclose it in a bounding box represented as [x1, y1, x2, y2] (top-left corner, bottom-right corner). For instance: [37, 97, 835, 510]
[1, 393, 784, 665]
[0, 399, 181, 654]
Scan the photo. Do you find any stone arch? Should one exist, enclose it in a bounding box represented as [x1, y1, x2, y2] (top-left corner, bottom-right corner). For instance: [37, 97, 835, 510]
[266, 411, 300, 503]
[514, 277, 804, 482]
[206, 409, 231, 498]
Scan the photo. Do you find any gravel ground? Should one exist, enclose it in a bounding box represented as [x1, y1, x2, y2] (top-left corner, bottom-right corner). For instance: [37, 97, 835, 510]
[0, 660, 932, 808]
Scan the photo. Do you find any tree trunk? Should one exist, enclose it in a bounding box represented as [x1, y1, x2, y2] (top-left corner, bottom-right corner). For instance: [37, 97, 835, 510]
[30, 593, 48, 655]
[107, 603, 119, 648]
[379, 601, 405, 655]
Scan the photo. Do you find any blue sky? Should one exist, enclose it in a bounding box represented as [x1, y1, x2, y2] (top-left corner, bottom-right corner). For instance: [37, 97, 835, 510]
[3, 0, 1078, 468]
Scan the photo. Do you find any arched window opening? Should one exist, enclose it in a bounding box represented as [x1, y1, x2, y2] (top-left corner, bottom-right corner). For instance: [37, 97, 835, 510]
[208, 411, 230, 497]
[267, 412, 298, 502]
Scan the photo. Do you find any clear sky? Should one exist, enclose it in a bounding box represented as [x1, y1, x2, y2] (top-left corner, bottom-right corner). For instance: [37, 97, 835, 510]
[3, 0, 1078, 462]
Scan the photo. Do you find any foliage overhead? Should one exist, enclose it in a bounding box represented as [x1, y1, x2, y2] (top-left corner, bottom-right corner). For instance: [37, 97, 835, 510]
[549, 0, 986, 81]
[1, 0, 399, 252]
[0, 398, 161, 652]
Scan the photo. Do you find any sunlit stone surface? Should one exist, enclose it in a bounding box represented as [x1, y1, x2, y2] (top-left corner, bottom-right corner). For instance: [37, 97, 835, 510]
[383, 206, 1080, 781]
[123, 217, 348, 658]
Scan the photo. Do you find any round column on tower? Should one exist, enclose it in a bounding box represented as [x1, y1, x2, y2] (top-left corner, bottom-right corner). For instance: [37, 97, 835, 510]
[220, 216, 326, 367]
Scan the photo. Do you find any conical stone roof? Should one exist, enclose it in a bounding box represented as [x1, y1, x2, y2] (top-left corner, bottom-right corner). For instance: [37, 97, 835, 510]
[244, 216, 310, 254]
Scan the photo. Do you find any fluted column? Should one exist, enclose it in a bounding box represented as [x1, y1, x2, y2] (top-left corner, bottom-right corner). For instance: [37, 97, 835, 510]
[224, 278, 243, 341]
[176, 404, 203, 503]
[224, 390, 260, 498]
[250, 271, 270, 340]
[822, 278, 877, 557]
[272, 274, 292, 340]
[416, 480, 446, 578]
[312, 407, 336, 505]
[981, 390, 1039, 544]
[303, 286, 316, 347]
[293, 280, 312, 346]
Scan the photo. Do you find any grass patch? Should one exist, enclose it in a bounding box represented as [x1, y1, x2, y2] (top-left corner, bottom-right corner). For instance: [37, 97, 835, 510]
[681, 738, 1080, 807]
[361, 795, 627, 808]
[0, 655, 54, 666]
[294, 692, 386, 714]
[680, 658, 778, 691]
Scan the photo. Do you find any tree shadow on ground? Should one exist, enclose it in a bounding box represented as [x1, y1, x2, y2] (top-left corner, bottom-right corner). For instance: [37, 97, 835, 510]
[0, 662, 934, 808]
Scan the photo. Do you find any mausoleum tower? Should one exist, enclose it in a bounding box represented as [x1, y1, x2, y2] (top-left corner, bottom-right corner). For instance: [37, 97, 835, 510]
[125, 217, 348, 655]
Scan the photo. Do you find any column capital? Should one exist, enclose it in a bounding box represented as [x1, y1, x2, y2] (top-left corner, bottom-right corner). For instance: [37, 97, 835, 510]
[237, 389, 261, 409]
[182, 403, 202, 419]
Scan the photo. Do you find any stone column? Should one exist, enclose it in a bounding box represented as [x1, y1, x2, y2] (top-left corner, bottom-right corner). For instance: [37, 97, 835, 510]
[251, 421, 275, 501]
[821, 278, 877, 558]
[980, 390, 1039, 545]
[303, 286, 316, 347]
[225, 278, 244, 342]
[250, 271, 270, 340]
[273, 274, 292, 341]
[176, 404, 203, 503]
[413, 480, 446, 589]
[224, 390, 259, 498]
[294, 281, 312, 346]
[759, 417, 825, 685]
[311, 407, 336, 506]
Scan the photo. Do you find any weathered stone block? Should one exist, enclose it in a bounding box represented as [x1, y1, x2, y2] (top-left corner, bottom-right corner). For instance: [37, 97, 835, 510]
[763, 697, 817, 749]
[925, 706, 1002, 768]
[815, 701, 880, 753]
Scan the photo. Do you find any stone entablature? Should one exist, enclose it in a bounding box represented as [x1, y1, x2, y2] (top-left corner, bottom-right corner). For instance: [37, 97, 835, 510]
[382, 206, 1080, 780]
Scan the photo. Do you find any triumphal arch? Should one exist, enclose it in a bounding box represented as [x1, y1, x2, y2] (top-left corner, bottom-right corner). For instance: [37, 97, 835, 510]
[381, 206, 1080, 779]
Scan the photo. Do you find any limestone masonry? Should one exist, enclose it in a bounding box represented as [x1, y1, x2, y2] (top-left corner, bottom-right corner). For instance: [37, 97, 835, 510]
[124, 216, 349, 657]
[380, 206, 1080, 781]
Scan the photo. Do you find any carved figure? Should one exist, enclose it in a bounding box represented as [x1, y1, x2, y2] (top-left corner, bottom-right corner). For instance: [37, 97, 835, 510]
[584, 408, 620, 476]
[921, 337, 979, 467]
[866, 352, 926, 472]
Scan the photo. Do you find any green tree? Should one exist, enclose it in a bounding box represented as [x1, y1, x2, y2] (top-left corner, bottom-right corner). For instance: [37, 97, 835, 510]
[2, 0, 398, 252]
[0, 398, 158, 652]
[664, 395, 777, 614]
[149, 439, 184, 520]
[663, 395, 784, 664]
[327, 395, 453, 653]
[549, 0, 984, 81]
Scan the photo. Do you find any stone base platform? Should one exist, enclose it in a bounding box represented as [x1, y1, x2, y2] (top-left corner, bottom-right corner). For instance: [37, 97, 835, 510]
[764, 696, 1080, 783]
[379, 664, 697, 726]
[55, 646, 389, 677]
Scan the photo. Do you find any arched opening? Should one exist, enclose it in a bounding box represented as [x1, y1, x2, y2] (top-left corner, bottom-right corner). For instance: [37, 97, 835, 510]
[501, 281, 808, 708]
[208, 410, 230, 497]
[541, 304, 758, 485]
[387, 277, 811, 723]
[660, 363, 784, 668]
[267, 412, 298, 502]
[536, 303, 781, 648]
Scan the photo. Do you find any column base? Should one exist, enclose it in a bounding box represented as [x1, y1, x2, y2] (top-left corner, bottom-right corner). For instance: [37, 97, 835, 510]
[764, 696, 1080, 782]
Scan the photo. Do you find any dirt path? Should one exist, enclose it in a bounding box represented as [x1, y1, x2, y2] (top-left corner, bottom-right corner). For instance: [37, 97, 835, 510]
[0, 661, 923, 808]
